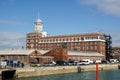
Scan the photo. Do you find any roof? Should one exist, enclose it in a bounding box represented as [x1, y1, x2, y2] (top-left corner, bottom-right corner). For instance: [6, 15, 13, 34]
[44, 32, 105, 38]
[0, 49, 49, 55]
[0, 49, 104, 57]
[110, 53, 120, 56]
[68, 51, 104, 57]
[36, 18, 42, 22]
[37, 50, 49, 55]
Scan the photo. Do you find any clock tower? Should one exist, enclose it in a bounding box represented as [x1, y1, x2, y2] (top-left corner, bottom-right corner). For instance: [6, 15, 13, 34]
[34, 18, 43, 33]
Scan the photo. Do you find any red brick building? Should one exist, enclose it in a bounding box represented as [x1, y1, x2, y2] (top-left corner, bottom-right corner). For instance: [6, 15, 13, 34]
[26, 18, 107, 60]
[111, 47, 120, 60]
[27, 32, 106, 54]
[0, 49, 52, 64]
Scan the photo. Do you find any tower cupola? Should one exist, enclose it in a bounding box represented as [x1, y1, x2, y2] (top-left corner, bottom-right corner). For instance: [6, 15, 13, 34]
[34, 18, 43, 33]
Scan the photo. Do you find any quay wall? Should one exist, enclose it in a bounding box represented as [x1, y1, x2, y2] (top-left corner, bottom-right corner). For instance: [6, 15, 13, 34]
[16, 64, 120, 78]
[79, 64, 119, 72]
[16, 66, 78, 78]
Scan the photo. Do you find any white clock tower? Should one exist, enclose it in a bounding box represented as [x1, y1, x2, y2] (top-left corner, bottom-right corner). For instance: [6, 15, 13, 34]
[34, 18, 43, 33]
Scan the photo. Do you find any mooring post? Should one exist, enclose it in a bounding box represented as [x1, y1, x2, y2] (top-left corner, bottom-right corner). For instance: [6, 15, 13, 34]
[78, 66, 81, 73]
[96, 63, 99, 80]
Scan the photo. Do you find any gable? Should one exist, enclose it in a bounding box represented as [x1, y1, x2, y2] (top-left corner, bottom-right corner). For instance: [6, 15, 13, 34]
[29, 50, 42, 56]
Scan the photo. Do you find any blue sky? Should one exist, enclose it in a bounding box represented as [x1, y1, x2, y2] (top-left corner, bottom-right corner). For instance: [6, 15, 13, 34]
[0, 0, 120, 49]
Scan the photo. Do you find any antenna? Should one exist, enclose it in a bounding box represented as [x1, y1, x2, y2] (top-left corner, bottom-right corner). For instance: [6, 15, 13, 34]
[38, 12, 39, 19]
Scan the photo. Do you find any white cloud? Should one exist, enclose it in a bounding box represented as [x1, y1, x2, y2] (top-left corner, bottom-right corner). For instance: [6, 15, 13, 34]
[0, 32, 25, 49]
[79, 0, 120, 16]
[0, 20, 23, 25]
[110, 32, 120, 47]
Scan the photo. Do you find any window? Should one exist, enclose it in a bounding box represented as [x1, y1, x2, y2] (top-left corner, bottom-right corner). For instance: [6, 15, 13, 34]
[85, 36, 98, 40]
[6, 56, 9, 60]
[66, 38, 68, 41]
[99, 36, 105, 40]
[56, 39, 58, 42]
[94, 42, 97, 45]
[20, 56, 25, 60]
[91, 42, 93, 45]
[94, 46, 97, 50]
[59, 39, 61, 41]
[77, 37, 79, 41]
[41, 40, 43, 42]
[1, 55, 5, 60]
[86, 46, 89, 50]
[12, 56, 14, 60]
[83, 46, 84, 50]
[90, 46, 93, 50]
[30, 40, 34, 42]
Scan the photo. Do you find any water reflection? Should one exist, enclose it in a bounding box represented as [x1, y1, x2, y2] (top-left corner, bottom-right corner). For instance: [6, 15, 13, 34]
[99, 70, 120, 80]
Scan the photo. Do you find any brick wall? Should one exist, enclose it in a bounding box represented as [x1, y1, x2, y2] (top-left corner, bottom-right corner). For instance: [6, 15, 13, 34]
[43, 48, 68, 62]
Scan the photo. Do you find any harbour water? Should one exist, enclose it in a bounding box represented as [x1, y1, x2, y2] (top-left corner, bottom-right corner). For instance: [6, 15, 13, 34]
[9, 70, 120, 80]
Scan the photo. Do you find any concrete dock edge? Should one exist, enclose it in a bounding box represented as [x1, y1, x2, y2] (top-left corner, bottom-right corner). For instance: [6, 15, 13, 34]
[14, 64, 119, 78]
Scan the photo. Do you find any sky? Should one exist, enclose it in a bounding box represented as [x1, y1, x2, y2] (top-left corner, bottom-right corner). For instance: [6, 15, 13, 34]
[0, 0, 120, 49]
